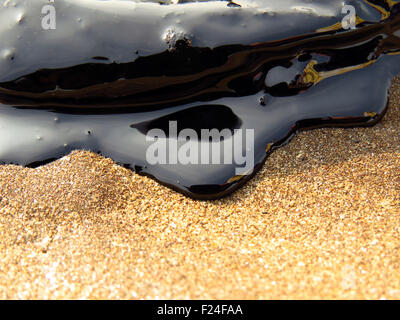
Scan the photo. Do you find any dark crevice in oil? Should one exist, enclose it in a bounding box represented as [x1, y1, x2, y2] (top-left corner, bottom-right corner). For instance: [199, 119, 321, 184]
[132, 105, 242, 137]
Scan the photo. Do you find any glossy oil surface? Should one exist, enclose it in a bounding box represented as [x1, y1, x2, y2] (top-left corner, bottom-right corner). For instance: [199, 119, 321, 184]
[0, 0, 400, 199]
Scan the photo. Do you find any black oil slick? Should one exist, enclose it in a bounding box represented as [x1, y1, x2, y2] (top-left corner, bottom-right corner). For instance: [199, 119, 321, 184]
[0, 0, 399, 199]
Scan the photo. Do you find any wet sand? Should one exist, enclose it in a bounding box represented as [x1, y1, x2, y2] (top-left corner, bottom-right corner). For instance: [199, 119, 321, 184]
[0, 77, 399, 299]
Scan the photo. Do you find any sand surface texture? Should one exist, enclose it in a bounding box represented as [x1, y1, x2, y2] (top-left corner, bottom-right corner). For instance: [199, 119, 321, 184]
[0, 78, 399, 299]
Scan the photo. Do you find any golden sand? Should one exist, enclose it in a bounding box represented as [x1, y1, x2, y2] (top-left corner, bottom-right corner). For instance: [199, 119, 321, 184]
[0, 78, 399, 300]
